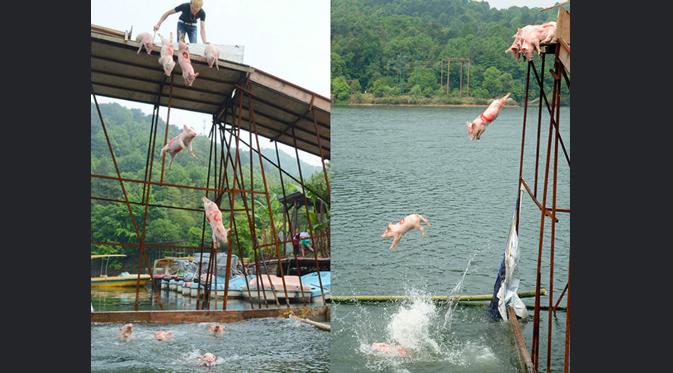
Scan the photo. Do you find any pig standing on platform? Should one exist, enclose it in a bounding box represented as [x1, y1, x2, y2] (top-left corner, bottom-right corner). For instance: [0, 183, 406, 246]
[135, 32, 155, 55]
[506, 22, 557, 61]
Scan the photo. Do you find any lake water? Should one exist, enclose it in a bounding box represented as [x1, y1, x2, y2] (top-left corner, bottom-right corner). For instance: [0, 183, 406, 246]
[330, 105, 570, 372]
[91, 288, 330, 372]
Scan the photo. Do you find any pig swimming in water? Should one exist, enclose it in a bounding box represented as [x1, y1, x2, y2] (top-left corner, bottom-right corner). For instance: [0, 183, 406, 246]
[177, 41, 199, 87]
[204, 43, 220, 70]
[208, 324, 225, 336]
[160, 124, 198, 169]
[135, 32, 155, 55]
[202, 197, 230, 249]
[382, 214, 431, 251]
[119, 323, 133, 341]
[466, 93, 510, 141]
[199, 352, 218, 367]
[153, 330, 173, 341]
[157, 32, 176, 76]
[370, 342, 411, 357]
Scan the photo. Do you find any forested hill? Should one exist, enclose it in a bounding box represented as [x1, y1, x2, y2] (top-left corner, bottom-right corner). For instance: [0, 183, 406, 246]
[91, 102, 321, 183]
[331, 0, 567, 104]
[91, 102, 323, 267]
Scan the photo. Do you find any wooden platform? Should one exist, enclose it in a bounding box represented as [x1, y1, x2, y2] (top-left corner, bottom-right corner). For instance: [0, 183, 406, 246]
[91, 305, 329, 324]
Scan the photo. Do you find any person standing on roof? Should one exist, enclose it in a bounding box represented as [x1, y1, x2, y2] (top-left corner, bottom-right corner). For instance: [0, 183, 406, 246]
[154, 0, 208, 44]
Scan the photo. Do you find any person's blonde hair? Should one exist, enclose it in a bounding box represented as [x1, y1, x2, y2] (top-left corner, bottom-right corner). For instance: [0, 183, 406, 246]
[191, 0, 203, 9]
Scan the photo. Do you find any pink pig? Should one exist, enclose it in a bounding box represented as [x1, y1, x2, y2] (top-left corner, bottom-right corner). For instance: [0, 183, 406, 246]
[466, 93, 510, 141]
[135, 32, 155, 55]
[177, 41, 200, 86]
[204, 43, 220, 70]
[519, 22, 557, 61]
[505, 29, 523, 61]
[157, 32, 176, 76]
[202, 196, 230, 249]
[208, 323, 225, 336]
[119, 323, 133, 341]
[370, 342, 411, 357]
[153, 330, 173, 341]
[506, 22, 557, 61]
[199, 352, 217, 367]
[160, 124, 198, 169]
[381, 214, 432, 251]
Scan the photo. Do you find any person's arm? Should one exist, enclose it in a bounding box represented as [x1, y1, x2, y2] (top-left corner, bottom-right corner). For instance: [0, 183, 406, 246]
[200, 20, 208, 44]
[154, 8, 177, 31]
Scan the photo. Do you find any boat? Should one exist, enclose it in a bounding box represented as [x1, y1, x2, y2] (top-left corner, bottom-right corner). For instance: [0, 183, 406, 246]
[91, 254, 151, 288]
[301, 271, 331, 299]
[152, 256, 194, 288]
[243, 275, 314, 303]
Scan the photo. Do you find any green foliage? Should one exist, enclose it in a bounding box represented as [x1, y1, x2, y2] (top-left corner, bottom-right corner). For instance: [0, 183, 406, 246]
[91, 103, 326, 268]
[331, 0, 566, 104]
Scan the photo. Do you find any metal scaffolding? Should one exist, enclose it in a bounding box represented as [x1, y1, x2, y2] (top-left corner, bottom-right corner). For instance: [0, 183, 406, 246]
[90, 26, 331, 316]
[509, 41, 570, 373]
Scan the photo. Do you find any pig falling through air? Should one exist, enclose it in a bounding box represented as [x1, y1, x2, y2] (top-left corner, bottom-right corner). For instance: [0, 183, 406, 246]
[382, 214, 432, 251]
[466, 93, 510, 141]
[160, 124, 198, 170]
[204, 43, 220, 70]
[177, 41, 200, 87]
[202, 197, 230, 249]
[506, 22, 557, 61]
[157, 32, 176, 76]
[135, 32, 155, 55]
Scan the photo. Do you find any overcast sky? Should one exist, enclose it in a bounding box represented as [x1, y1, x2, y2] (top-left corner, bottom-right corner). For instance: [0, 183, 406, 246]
[91, 0, 329, 167]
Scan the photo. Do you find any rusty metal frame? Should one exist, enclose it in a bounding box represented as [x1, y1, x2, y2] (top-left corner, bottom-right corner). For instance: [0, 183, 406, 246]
[513, 44, 571, 372]
[91, 74, 330, 316]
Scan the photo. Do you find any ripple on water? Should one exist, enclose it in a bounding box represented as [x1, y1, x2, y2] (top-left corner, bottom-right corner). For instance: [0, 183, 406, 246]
[331, 106, 570, 372]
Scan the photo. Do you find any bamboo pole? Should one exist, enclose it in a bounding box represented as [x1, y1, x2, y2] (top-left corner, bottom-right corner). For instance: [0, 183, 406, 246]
[329, 289, 546, 303]
[289, 314, 331, 332]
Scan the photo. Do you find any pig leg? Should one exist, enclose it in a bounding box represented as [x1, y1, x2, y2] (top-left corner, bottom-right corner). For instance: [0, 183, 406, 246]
[137, 43, 143, 54]
[212, 231, 218, 249]
[188, 142, 197, 158]
[416, 224, 426, 237]
[168, 153, 175, 169]
[389, 235, 401, 251]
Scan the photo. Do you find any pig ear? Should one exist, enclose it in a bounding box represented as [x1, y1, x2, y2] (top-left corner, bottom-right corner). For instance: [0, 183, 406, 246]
[183, 124, 188, 130]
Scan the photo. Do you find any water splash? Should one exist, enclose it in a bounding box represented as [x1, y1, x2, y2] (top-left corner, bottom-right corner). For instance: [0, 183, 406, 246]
[387, 290, 440, 353]
[443, 252, 477, 330]
[352, 252, 507, 371]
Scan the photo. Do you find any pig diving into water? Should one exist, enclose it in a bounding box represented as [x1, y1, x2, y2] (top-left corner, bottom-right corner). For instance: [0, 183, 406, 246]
[160, 124, 198, 170]
[202, 196, 230, 249]
[369, 342, 411, 357]
[466, 93, 510, 141]
[382, 214, 431, 251]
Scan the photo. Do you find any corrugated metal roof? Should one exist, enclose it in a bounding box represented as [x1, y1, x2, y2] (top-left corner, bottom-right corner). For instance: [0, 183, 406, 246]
[91, 25, 330, 159]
